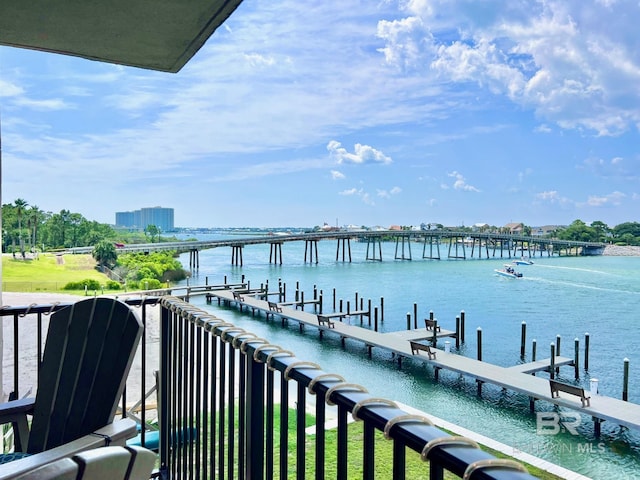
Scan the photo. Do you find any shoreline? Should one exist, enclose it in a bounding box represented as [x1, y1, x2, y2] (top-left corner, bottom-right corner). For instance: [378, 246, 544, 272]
[602, 245, 640, 256]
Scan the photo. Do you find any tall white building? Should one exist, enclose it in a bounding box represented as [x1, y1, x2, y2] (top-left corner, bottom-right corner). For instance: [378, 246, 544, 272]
[115, 206, 174, 232]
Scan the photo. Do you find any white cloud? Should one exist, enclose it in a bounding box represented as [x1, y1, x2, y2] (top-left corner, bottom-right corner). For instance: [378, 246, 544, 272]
[243, 53, 276, 67]
[380, 0, 640, 135]
[535, 190, 573, 207]
[339, 187, 375, 205]
[0, 79, 23, 97]
[331, 170, 346, 180]
[581, 155, 640, 179]
[377, 16, 427, 69]
[377, 186, 402, 198]
[328, 141, 392, 165]
[13, 97, 71, 111]
[536, 190, 561, 201]
[448, 171, 480, 192]
[585, 191, 625, 207]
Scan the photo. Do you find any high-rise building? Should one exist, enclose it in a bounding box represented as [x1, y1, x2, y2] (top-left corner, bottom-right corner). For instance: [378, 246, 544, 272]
[115, 206, 174, 232]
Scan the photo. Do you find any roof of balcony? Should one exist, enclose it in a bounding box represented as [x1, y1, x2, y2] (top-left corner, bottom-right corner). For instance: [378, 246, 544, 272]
[0, 0, 244, 73]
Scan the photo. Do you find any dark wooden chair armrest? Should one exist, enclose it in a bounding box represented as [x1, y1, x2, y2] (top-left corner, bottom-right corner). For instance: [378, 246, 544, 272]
[0, 398, 36, 419]
[0, 418, 138, 480]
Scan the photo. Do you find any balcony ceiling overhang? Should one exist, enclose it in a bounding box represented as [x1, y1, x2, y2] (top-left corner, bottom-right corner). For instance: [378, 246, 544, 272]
[0, 0, 243, 72]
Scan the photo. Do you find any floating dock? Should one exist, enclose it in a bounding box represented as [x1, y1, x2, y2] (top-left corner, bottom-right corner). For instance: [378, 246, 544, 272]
[205, 288, 640, 436]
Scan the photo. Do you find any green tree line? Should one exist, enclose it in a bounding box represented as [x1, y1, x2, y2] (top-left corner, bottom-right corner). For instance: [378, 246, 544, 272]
[555, 220, 640, 245]
[2, 198, 172, 255]
[2, 199, 116, 254]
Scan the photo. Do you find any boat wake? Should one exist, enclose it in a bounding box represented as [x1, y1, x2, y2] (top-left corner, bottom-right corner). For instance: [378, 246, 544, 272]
[524, 276, 640, 295]
[534, 264, 613, 276]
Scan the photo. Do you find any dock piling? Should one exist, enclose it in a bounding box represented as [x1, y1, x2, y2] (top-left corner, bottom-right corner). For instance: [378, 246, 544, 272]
[550, 343, 556, 380]
[574, 338, 580, 380]
[455, 316, 460, 349]
[406, 312, 411, 331]
[460, 311, 466, 343]
[414, 303, 418, 329]
[623, 358, 630, 401]
[555, 335, 561, 375]
[374, 307, 378, 332]
[380, 297, 384, 323]
[532, 339, 537, 362]
[477, 327, 482, 361]
[432, 320, 438, 346]
[520, 321, 527, 358]
[585, 332, 590, 371]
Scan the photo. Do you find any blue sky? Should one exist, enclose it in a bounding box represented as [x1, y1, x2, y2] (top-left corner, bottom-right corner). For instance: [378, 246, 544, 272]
[1, 0, 639, 229]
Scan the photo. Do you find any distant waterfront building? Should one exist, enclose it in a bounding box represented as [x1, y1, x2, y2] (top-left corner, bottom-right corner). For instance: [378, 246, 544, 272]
[115, 206, 174, 232]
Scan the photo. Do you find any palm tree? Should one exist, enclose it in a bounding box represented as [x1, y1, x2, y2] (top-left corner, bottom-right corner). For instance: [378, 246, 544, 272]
[28, 205, 44, 252]
[14, 198, 28, 256]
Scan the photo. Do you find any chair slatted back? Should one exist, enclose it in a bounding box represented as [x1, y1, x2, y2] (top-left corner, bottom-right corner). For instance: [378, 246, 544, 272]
[27, 298, 143, 453]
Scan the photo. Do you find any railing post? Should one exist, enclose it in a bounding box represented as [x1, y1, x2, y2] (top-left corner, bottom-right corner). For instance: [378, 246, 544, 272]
[159, 302, 171, 479]
[246, 350, 265, 479]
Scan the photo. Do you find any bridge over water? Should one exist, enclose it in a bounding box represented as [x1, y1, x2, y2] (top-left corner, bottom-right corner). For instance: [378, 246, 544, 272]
[66, 230, 606, 268]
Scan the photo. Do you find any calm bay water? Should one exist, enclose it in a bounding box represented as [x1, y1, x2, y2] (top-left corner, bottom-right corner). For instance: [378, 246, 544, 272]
[175, 233, 640, 479]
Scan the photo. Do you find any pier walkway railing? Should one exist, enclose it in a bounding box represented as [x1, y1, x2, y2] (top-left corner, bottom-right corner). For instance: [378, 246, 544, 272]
[0, 296, 537, 479]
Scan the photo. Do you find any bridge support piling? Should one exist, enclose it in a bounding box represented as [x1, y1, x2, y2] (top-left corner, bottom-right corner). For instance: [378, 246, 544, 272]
[366, 236, 382, 261]
[189, 249, 199, 269]
[394, 235, 412, 260]
[231, 245, 243, 266]
[269, 242, 283, 265]
[422, 235, 441, 260]
[304, 239, 319, 263]
[336, 238, 352, 262]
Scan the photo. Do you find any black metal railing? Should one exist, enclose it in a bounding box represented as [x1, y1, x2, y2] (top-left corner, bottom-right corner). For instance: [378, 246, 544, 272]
[0, 296, 537, 479]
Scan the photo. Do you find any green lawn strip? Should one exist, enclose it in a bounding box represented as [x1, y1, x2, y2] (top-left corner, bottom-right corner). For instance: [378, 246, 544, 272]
[214, 405, 561, 479]
[302, 421, 564, 480]
[2, 253, 109, 293]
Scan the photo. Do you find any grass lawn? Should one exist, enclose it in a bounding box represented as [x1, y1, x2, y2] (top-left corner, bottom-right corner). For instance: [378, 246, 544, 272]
[2, 253, 110, 293]
[216, 406, 564, 479]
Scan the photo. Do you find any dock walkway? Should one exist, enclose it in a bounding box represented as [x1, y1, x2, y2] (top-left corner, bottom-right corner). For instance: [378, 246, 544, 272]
[207, 289, 640, 434]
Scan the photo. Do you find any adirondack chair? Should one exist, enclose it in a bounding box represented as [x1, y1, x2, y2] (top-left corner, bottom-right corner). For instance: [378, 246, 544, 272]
[0, 297, 143, 464]
[11, 446, 156, 480]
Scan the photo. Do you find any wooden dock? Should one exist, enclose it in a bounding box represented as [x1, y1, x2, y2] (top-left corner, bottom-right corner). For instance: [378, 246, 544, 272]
[206, 289, 640, 435]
